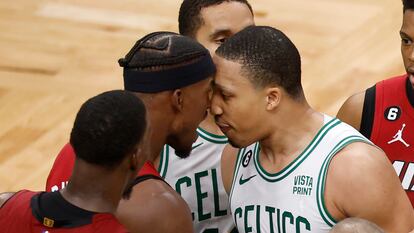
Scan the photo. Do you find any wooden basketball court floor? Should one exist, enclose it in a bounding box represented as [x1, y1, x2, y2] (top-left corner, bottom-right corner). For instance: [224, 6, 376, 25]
[0, 0, 405, 192]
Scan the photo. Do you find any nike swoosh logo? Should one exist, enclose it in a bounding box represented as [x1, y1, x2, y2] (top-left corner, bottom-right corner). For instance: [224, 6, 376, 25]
[191, 142, 204, 150]
[239, 174, 256, 185]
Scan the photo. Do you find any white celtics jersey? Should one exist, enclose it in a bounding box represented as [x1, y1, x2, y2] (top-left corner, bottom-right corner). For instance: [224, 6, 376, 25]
[158, 127, 236, 233]
[229, 116, 371, 233]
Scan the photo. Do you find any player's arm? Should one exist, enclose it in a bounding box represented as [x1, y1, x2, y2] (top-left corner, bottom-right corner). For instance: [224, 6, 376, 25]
[336, 91, 365, 131]
[116, 179, 194, 233]
[221, 145, 239, 194]
[0, 192, 15, 208]
[325, 142, 414, 233]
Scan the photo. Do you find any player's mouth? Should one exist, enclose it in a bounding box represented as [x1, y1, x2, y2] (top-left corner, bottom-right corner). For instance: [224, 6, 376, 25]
[215, 119, 232, 134]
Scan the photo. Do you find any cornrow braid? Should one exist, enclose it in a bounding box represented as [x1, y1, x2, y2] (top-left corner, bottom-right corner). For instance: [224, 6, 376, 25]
[119, 31, 215, 93]
[119, 32, 209, 71]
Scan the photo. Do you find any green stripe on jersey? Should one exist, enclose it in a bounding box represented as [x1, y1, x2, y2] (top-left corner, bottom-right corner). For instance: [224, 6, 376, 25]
[158, 145, 169, 178]
[254, 118, 341, 182]
[229, 147, 246, 205]
[197, 127, 228, 144]
[316, 135, 370, 226]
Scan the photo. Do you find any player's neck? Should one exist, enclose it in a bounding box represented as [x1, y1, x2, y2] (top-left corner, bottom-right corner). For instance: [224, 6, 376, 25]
[145, 111, 172, 162]
[138, 92, 172, 162]
[61, 160, 129, 214]
[143, 114, 171, 169]
[199, 111, 224, 136]
[145, 124, 168, 162]
[258, 104, 324, 173]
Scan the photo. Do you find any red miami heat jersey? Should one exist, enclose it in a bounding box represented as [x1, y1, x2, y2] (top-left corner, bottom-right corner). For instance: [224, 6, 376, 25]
[0, 190, 127, 233]
[46, 143, 160, 192]
[362, 75, 414, 206]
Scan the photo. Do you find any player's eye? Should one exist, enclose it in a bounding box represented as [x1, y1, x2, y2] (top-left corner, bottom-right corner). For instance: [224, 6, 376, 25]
[221, 92, 231, 101]
[215, 37, 227, 44]
[401, 37, 412, 46]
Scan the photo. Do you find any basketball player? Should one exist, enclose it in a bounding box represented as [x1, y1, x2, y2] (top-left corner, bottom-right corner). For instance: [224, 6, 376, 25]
[115, 31, 215, 233]
[46, 32, 215, 233]
[337, 0, 414, 207]
[330, 218, 384, 233]
[0, 90, 147, 232]
[155, 1, 254, 232]
[212, 26, 414, 232]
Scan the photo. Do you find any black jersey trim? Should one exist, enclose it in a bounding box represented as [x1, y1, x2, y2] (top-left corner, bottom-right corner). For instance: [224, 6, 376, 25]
[406, 77, 414, 108]
[31, 191, 95, 228]
[360, 85, 376, 139]
[131, 174, 165, 186]
[122, 175, 167, 199]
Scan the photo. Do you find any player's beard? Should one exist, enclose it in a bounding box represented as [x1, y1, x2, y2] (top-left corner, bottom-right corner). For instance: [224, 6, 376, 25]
[166, 134, 193, 159]
[174, 148, 191, 158]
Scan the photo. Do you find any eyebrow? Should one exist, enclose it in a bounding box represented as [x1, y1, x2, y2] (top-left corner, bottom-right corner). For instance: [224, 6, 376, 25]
[212, 81, 233, 93]
[400, 31, 412, 39]
[209, 29, 232, 40]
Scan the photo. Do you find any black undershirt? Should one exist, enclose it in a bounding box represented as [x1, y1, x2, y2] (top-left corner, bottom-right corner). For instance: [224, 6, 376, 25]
[360, 85, 376, 139]
[406, 76, 414, 108]
[31, 191, 95, 228]
[360, 76, 414, 138]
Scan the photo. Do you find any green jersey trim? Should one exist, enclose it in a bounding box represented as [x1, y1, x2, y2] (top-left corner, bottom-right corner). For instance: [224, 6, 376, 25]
[197, 127, 228, 144]
[253, 118, 341, 182]
[158, 145, 170, 178]
[316, 135, 370, 227]
[229, 147, 246, 205]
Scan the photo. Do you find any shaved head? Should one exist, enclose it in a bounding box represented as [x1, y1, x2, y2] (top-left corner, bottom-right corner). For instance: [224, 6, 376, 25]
[330, 218, 385, 233]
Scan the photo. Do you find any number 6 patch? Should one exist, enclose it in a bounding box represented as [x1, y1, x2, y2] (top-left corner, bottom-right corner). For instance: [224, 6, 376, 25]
[384, 106, 401, 121]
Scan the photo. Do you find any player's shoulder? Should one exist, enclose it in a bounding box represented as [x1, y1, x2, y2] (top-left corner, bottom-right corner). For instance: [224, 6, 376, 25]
[221, 144, 241, 194]
[330, 142, 387, 175]
[327, 141, 414, 231]
[337, 91, 366, 130]
[116, 179, 193, 233]
[0, 192, 16, 208]
[327, 141, 395, 194]
[222, 144, 239, 158]
[0, 190, 36, 209]
[221, 144, 240, 171]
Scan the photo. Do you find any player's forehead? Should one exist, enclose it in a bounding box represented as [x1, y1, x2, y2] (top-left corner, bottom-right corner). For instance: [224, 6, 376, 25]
[213, 56, 251, 91]
[199, 2, 254, 36]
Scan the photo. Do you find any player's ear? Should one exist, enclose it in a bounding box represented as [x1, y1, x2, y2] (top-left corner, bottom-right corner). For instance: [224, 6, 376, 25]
[265, 87, 282, 111]
[171, 89, 184, 112]
[129, 149, 139, 171]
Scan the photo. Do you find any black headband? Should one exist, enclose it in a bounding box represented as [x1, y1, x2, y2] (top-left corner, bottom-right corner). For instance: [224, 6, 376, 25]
[123, 55, 216, 93]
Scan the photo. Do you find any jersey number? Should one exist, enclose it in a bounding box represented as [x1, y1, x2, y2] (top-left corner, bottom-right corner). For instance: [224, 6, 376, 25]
[384, 106, 401, 121]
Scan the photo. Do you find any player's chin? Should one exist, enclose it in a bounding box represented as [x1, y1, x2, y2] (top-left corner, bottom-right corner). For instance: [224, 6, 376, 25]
[228, 138, 246, 149]
[228, 133, 254, 148]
